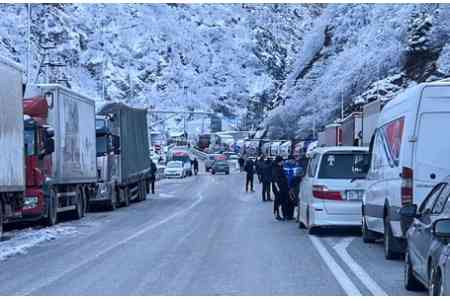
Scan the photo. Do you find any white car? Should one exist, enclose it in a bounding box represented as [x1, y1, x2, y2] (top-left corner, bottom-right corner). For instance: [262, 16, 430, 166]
[298, 146, 369, 233]
[164, 161, 186, 178]
[363, 81, 450, 259]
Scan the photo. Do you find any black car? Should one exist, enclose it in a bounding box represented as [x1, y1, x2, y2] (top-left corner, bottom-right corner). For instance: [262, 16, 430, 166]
[400, 177, 450, 294]
[211, 160, 230, 175]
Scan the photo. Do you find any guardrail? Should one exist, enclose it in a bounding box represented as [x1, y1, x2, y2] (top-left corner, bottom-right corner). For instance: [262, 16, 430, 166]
[191, 147, 209, 160]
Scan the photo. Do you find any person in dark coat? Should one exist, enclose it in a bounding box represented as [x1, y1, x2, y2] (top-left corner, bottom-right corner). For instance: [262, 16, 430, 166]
[193, 158, 199, 175]
[255, 156, 265, 183]
[272, 156, 289, 221]
[238, 157, 245, 172]
[283, 155, 304, 220]
[244, 158, 255, 192]
[261, 157, 273, 202]
[149, 160, 157, 194]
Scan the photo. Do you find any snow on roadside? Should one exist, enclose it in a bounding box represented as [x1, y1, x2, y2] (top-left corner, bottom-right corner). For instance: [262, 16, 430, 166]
[0, 225, 77, 262]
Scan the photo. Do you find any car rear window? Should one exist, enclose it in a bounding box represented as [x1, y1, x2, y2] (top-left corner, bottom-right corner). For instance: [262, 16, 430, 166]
[318, 152, 369, 179]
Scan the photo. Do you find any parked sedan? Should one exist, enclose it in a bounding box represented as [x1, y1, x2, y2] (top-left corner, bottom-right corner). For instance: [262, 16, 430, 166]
[298, 146, 369, 233]
[436, 242, 450, 296]
[164, 161, 186, 178]
[401, 177, 450, 294]
[211, 160, 230, 175]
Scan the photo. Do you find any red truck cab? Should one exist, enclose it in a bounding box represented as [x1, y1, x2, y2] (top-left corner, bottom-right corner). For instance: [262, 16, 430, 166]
[22, 97, 54, 221]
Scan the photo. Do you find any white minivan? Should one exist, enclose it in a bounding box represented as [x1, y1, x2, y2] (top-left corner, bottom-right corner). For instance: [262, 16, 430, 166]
[298, 146, 369, 233]
[362, 81, 450, 259]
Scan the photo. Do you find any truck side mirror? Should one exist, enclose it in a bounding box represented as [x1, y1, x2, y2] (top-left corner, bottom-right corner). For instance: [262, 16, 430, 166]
[112, 135, 121, 155]
[45, 138, 55, 155]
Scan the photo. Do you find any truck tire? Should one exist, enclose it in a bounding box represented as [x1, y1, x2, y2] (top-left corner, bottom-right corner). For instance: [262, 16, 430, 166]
[384, 215, 401, 260]
[73, 188, 83, 220]
[122, 187, 130, 207]
[45, 191, 58, 226]
[0, 207, 3, 239]
[362, 210, 377, 243]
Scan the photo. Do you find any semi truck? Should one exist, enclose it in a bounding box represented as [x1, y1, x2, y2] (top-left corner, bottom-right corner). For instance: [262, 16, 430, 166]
[362, 99, 382, 146]
[20, 84, 97, 225]
[93, 102, 151, 210]
[318, 123, 342, 147]
[341, 112, 363, 146]
[0, 56, 25, 235]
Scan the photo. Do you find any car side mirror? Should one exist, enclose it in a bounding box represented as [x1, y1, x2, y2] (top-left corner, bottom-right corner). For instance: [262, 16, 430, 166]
[433, 219, 450, 238]
[399, 204, 418, 218]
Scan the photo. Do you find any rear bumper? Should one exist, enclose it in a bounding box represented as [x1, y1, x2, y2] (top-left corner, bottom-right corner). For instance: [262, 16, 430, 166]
[310, 204, 362, 228]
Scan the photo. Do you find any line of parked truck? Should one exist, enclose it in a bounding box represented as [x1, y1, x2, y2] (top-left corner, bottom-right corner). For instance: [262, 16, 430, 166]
[0, 56, 153, 236]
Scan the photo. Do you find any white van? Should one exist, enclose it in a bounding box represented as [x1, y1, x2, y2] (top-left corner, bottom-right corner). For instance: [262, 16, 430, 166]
[362, 81, 450, 259]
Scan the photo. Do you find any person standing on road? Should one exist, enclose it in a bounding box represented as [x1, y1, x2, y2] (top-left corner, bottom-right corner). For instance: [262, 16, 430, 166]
[149, 160, 157, 194]
[261, 157, 273, 202]
[283, 155, 303, 220]
[238, 157, 245, 172]
[193, 158, 199, 175]
[244, 158, 255, 192]
[273, 156, 289, 221]
[257, 156, 266, 184]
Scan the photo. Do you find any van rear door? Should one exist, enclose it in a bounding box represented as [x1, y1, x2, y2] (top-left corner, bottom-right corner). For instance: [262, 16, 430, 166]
[414, 85, 450, 205]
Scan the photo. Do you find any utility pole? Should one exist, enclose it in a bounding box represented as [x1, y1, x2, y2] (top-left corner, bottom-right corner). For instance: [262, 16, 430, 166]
[341, 88, 344, 121]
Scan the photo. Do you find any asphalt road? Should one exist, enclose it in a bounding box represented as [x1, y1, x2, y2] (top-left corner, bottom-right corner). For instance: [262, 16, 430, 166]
[0, 167, 427, 295]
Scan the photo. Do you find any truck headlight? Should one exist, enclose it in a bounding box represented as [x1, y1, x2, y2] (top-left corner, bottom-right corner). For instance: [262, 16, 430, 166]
[24, 196, 39, 209]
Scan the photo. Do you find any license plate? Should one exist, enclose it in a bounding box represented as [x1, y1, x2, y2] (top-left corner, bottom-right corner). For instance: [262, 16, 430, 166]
[346, 190, 362, 201]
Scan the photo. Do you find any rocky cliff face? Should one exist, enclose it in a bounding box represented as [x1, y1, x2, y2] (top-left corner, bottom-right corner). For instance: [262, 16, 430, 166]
[265, 4, 450, 139]
[0, 3, 319, 131]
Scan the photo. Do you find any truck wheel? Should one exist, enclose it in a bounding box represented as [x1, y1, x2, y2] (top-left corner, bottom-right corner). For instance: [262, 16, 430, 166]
[73, 188, 83, 220]
[384, 216, 401, 260]
[122, 187, 130, 207]
[46, 191, 58, 226]
[0, 207, 3, 239]
[362, 214, 377, 243]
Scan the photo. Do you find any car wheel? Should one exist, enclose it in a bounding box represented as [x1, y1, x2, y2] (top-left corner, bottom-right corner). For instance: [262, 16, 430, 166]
[362, 214, 377, 243]
[297, 198, 305, 229]
[404, 250, 424, 291]
[429, 265, 444, 296]
[384, 215, 401, 260]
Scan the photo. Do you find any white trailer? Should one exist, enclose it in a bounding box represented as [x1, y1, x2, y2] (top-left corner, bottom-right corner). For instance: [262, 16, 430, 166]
[362, 100, 381, 146]
[0, 56, 25, 234]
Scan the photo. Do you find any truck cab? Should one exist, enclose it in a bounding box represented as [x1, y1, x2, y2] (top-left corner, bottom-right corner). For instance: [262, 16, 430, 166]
[22, 98, 55, 221]
[93, 115, 121, 209]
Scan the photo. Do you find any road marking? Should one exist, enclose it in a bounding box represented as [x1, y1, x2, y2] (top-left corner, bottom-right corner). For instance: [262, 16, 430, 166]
[19, 193, 206, 296]
[333, 238, 388, 296]
[308, 235, 362, 296]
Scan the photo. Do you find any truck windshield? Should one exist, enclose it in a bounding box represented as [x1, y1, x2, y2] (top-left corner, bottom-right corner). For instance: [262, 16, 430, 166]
[24, 128, 36, 156]
[96, 136, 109, 157]
[318, 152, 369, 179]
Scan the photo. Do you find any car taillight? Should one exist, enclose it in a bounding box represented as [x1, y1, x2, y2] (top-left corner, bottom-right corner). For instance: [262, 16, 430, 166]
[401, 167, 413, 206]
[313, 185, 343, 201]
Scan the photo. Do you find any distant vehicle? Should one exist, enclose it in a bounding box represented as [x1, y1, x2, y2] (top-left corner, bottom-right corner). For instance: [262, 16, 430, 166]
[399, 177, 450, 294]
[279, 141, 292, 159]
[269, 141, 283, 157]
[341, 112, 363, 146]
[298, 146, 369, 233]
[363, 81, 450, 259]
[318, 123, 342, 147]
[204, 154, 226, 172]
[197, 133, 221, 152]
[171, 151, 193, 176]
[164, 161, 186, 178]
[211, 160, 230, 175]
[362, 99, 382, 147]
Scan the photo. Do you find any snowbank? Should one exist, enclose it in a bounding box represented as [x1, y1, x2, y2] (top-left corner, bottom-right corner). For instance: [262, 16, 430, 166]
[0, 225, 77, 261]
